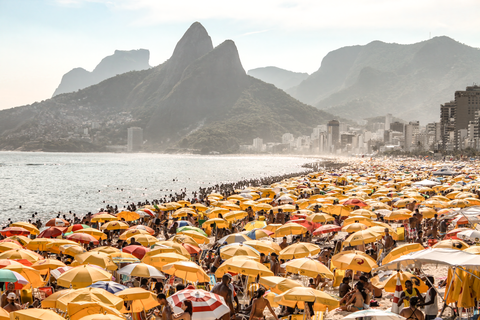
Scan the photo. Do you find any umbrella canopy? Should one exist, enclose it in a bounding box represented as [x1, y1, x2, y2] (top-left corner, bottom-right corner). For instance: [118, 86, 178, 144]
[306, 213, 334, 223]
[74, 228, 107, 240]
[331, 250, 378, 272]
[146, 252, 189, 268]
[116, 287, 160, 313]
[0, 259, 23, 268]
[77, 315, 124, 320]
[108, 252, 140, 264]
[60, 244, 86, 256]
[9, 309, 66, 320]
[67, 301, 125, 320]
[217, 233, 251, 244]
[343, 309, 407, 320]
[100, 221, 129, 231]
[313, 225, 341, 235]
[382, 243, 425, 265]
[75, 252, 117, 271]
[343, 229, 382, 247]
[26, 238, 53, 251]
[45, 218, 70, 227]
[91, 213, 118, 223]
[342, 223, 368, 233]
[66, 233, 99, 245]
[155, 241, 191, 257]
[31, 259, 66, 271]
[56, 287, 124, 311]
[244, 229, 274, 240]
[171, 234, 200, 248]
[0, 242, 23, 252]
[0, 269, 28, 285]
[243, 240, 279, 254]
[343, 216, 372, 226]
[0, 227, 30, 237]
[275, 223, 308, 237]
[46, 240, 79, 254]
[64, 224, 90, 233]
[433, 239, 469, 250]
[343, 199, 368, 207]
[162, 261, 210, 282]
[38, 226, 65, 238]
[130, 234, 159, 247]
[116, 210, 140, 222]
[0, 307, 7, 320]
[41, 289, 75, 308]
[10, 222, 39, 235]
[220, 243, 260, 260]
[7, 236, 30, 246]
[283, 258, 334, 279]
[0, 249, 42, 263]
[176, 230, 209, 244]
[168, 289, 230, 320]
[88, 281, 128, 294]
[223, 210, 248, 221]
[243, 220, 267, 231]
[279, 243, 321, 260]
[117, 263, 165, 279]
[57, 265, 112, 289]
[215, 257, 274, 278]
[371, 271, 428, 293]
[259, 276, 304, 294]
[122, 245, 150, 260]
[274, 287, 339, 309]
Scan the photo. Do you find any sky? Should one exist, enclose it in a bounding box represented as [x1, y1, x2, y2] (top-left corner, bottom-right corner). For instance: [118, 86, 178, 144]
[1, 0, 480, 110]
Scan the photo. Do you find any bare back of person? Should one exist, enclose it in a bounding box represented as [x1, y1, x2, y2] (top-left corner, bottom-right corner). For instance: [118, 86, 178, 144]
[212, 283, 233, 319]
[250, 297, 268, 319]
[400, 307, 425, 320]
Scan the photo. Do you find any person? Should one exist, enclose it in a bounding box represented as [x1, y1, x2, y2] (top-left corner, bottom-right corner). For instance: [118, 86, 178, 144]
[270, 253, 280, 276]
[431, 214, 438, 239]
[248, 287, 278, 320]
[172, 300, 193, 320]
[397, 280, 424, 308]
[3, 292, 21, 313]
[439, 219, 448, 239]
[279, 237, 288, 250]
[155, 293, 173, 320]
[383, 229, 394, 252]
[340, 282, 368, 312]
[418, 277, 438, 320]
[1, 283, 16, 307]
[339, 277, 351, 298]
[212, 274, 236, 320]
[400, 296, 425, 320]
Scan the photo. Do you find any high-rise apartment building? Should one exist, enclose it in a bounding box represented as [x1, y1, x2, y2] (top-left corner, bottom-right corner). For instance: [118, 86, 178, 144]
[127, 127, 143, 152]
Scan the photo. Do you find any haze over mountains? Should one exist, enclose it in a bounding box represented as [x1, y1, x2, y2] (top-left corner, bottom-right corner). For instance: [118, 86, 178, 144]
[247, 67, 308, 91]
[52, 49, 151, 96]
[0, 22, 335, 153]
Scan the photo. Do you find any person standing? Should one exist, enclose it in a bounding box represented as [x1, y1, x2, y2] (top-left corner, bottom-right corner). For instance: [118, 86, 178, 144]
[3, 293, 21, 313]
[155, 293, 173, 320]
[418, 277, 438, 320]
[249, 287, 278, 320]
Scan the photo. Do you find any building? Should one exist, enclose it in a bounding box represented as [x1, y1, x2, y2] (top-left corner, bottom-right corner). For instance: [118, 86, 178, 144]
[385, 113, 392, 130]
[253, 138, 264, 152]
[327, 120, 340, 145]
[404, 121, 419, 152]
[282, 133, 294, 144]
[127, 127, 143, 152]
[452, 85, 480, 149]
[391, 121, 404, 133]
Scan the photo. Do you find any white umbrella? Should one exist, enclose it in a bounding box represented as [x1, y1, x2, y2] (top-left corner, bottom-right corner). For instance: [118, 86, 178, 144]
[167, 288, 230, 320]
[117, 263, 165, 279]
[457, 229, 480, 242]
[344, 309, 406, 320]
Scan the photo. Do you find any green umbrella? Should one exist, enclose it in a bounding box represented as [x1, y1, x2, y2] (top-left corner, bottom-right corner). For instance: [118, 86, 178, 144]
[176, 226, 208, 237]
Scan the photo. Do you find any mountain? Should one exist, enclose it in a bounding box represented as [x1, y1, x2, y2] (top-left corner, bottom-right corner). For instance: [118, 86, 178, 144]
[247, 67, 309, 90]
[0, 22, 335, 153]
[52, 49, 151, 96]
[288, 37, 480, 123]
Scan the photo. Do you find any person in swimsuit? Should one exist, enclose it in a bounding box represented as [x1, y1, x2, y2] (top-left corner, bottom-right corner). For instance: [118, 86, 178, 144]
[397, 280, 424, 308]
[340, 282, 367, 312]
[248, 287, 278, 320]
[400, 296, 425, 320]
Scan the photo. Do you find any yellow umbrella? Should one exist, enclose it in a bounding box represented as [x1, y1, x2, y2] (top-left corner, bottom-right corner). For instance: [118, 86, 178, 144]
[254, 203, 273, 211]
[331, 250, 378, 272]
[343, 216, 372, 226]
[350, 209, 376, 219]
[46, 240, 79, 254]
[172, 208, 197, 218]
[371, 271, 428, 293]
[170, 235, 200, 248]
[206, 207, 229, 218]
[202, 218, 229, 229]
[7, 236, 30, 246]
[323, 204, 352, 216]
[264, 224, 283, 233]
[0, 249, 42, 263]
[422, 200, 448, 208]
[4, 265, 44, 288]
[56, 287, 124, 311]
[279, 243, 321, 260]
[220, 243, 260, 260]
[464, 246, 480, 254]
[119, 229, 150, 240]
[343, 229, 382, 247]
[77, 315, 124, 320]
[67, 301, 125, 320]
[146, 252, 189, 268]
[306, 213, 334, 223]
[0, 242, 23, 252]
[419, 207, 437, 219]
[155, 241, 191, 257]
[242, 220, 267, 231]
[75, 252, 118, 271]
[116, 211, 140, 222]
[223, 210, 248, 221]
[283, 258, 333, 279]
[162, 261, 210, 282]
[142, 247, 176, 265]
[0, 307, 7, 320]
[26, 238, 54, 251]
[176, 230, 209, 244]
[448, 199, 470, 208]
[274, 287, 339, 310]
[259, 276, 304, 294]
[9, 309, 65, 320]
[275, 223, 307, 237]
[384, 210, 412, 221]
[10, 222, 39, 235]
[341, 223, 368, 233]
[215, 258, 273, 278]
[57, 265, 112, 289]
[90, 246, 121, 255]
[116, 288, 160, 313]
[74, 228, 107, 240]
[60, 244, 87, 256]
[100, 221, 129, 231]
[243, 240, 279, 254]
[108, 252, 140, 264]
[31, 259, 66, 271]
[41, 289, 75, 308]
[433, 239, 469, 250]
[130, 234, 159, 247]
[189, 203, 208, 211]
[91, 213, 118, 223]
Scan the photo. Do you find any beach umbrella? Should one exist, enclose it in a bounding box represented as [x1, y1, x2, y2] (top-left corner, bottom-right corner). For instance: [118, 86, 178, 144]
[66, 233, 99, 245]
[45, 218, 70, 227]
[463, 246, 480, 254]
[162, 261, 209, 282]
[141, 246, 176, 265]
[383, 210, 412, 221]
[244, 229, 273, 240]
[455, 229, 480, 242]
[343, 309, 407, 320]
[243, 220, 267, 231]
[10, 222, 39, 235]
[168, 289, 230, 320]
[50, 266, 75, 279]
[145, 252, 189, 268]
[64, 224, 90, 233]
[101, 221, 129, 231]
[7, 236, 30, 246]
[0, 259, 23, 268]
[9, 309, 66, 320]
[0, 242, 23, 252]
[0, 308, 7, 320]
[46, 240, 79, 254]
[418, 207, 437, 219]
[108, 252, 140, 264]
[259, 276, 304, 294]
[223, 210, 248, 222]
[0, 249, 42, 263]
[67, 301, 125, 320]
[323, 205, 352, 217]
[422, 200, 448, 208]
[219, 243, 260, 260]
[38, 226, 65, 238]
[449, 199, 470, 208]
[351, 209, 376, 219]
[215, 258, 273, 278]
[343, 216, 372, 226]
[243, 240, 279, 254]
[275, 223, 308, 237]
[31, 259, 66, 271]
[331, 250, 378, 272]
[128, 225, 155, 235]
[172, 208, 197, 218]
[181, 243, 201, 255]
[342, 223, 368, 233]
[60, 244, 86, 256]
[119, 229, 150, 240]
[0, 239, 22, 247]
[371, 271, 428, 293]
[88, 281, 128, 294]
[91, 213, 118, 223]
[77, 315, 124, 320]
[264, 224, 283, 233]
[306, 213, 334, 223]
[74, 228, 107, 240]
[254, 203, 273, 211]
[313, 225, 341, 236]
[189, 203, 208, 211]
[274, 287, 339, 310]
[57, 265, 112, 289]
[279, 243, 321, 260]
[0, 269, 28, 286]
[343, 229, 382, 246]
[170, 234, 200, 248]
[26, 238, 53, 251]
[176, 230, 209, 244]
[283, 258, 333, 279]
[116, 287, 160, 313]
[0, 227, 29, 237]
[369, 226, 399, 240]
[155, 241, 191, 257]
[218, 233, 251, 244]
[122, 245, 150, 260]
[90, 246, 121, 255]
[4, 265, 44, 288]
[41, 289, 75, 308]
[56, 287, 124, 311]
[343, 199, 368, 207]
[130, 234, 159, 247]
[117, 263, 165, 279]
[75, 252, 117, 271]
[433, 239, 469, 250]
[116, 210, 140, 222]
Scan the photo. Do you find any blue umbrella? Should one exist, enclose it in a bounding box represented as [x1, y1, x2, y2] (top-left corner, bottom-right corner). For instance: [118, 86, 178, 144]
[88, 281, 127, 294]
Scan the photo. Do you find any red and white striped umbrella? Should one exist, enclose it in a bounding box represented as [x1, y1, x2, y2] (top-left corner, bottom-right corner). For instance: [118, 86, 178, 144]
[45, 218, 70, 227]
[168, 289, 230, 320]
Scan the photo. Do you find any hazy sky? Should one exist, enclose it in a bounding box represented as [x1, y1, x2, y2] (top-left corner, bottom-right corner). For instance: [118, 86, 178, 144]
[1, 0, 479, 110]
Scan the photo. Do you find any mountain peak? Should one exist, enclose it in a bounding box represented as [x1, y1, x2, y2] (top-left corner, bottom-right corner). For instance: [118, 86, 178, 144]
[170, 22, 213, 63]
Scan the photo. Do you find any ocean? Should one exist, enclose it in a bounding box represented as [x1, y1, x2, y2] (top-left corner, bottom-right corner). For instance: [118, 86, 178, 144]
[0, 152, 316, 224]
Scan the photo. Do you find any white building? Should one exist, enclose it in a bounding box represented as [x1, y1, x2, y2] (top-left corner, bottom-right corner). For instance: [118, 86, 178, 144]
[385, 113, 392, 130]
[127, 127, 143, 152]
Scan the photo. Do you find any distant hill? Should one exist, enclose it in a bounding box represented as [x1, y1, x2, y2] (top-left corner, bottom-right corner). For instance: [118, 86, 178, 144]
[52, 49, 151, 96]
[0, 22, 335, 153]
[247, 67, 308, 91]
[288, 37, 480, 123]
